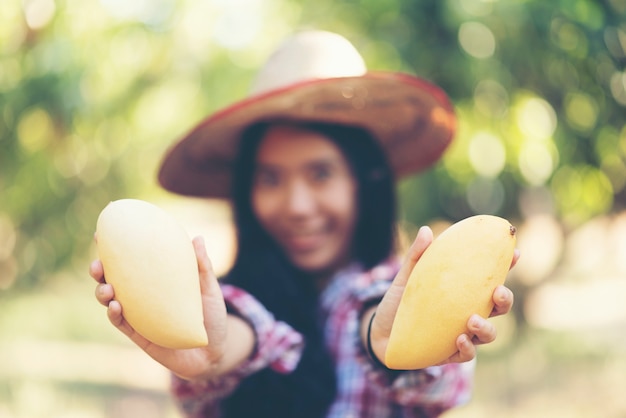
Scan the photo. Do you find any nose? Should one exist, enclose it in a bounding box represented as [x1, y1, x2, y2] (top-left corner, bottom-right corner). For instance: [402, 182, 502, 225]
[284, 179, 316, 216]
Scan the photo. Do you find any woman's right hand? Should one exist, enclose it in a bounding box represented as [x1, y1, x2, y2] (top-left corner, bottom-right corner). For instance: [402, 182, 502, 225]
[90, 236, 235, 381]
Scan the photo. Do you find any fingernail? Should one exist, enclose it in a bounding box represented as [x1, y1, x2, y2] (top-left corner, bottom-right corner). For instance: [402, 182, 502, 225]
[470, 315, 481, 329]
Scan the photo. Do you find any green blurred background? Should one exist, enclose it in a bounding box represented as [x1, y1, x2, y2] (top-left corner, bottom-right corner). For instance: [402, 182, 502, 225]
[1, 0, 625, 417]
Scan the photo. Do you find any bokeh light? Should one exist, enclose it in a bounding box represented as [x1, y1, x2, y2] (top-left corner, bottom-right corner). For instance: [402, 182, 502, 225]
[468, 131, 506, 178]
[458, 21, 496, 59]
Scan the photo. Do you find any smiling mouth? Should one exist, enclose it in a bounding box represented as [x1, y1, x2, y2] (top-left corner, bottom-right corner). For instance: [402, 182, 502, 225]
[284, 230, 326, 252]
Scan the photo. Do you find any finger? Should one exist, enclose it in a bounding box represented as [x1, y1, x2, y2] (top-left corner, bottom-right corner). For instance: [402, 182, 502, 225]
[375, 226, 433, 338]
[490, 285, 514, 317]
[107, 300, 155, 351]
[107, 300, 145, 343]
[192, 236, 222, 300]
[95, 282, 114, 306]
[193, 236, 215, 282]
[107, 299, 124, 327]
[89, 259, 105, 283]
[468, 314, 497, 345]
[378, 226, 433, 306]
[392, 226, 433, 288]
[510, 248, 520, 269]
[191, 235, 226, 343]
[442, 334, 476, 365]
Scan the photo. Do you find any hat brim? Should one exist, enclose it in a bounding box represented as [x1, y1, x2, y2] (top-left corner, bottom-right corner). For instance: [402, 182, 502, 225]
[158, 72, 456, 198]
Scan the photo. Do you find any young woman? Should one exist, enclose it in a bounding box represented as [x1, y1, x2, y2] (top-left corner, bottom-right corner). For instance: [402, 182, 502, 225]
[91, 30, 517, 418]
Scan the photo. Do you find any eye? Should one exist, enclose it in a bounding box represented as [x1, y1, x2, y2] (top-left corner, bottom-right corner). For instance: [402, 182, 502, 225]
[310, 164, 333, 182]
[254, 169, 280, 188]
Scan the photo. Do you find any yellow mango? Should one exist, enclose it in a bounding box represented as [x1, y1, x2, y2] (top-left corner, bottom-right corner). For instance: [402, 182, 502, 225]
[385, 215, 516, 369]
[96, 199, 208, 349]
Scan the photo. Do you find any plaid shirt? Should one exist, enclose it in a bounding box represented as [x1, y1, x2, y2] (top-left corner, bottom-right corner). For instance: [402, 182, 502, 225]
[172, 259, 474, 417]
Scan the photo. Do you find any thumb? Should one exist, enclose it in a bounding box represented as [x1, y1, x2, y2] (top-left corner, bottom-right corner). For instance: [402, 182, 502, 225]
[192, 235, 222, 297]
[193, 236, 214, 281]
[192, 236, 228, 351]
[393, 226, 434, 288]
[375, 226, 433, 337]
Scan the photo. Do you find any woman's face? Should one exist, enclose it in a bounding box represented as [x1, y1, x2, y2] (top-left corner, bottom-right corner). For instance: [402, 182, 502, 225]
[251, 124, 358, 276]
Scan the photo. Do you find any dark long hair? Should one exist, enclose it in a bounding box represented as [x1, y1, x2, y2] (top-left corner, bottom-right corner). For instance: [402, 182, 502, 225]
[220, 120, 397, 418]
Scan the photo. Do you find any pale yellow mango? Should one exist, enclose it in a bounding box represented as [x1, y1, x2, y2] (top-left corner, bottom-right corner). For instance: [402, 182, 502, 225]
[96, 199, 208, 349]
[385, 215, 516, 369]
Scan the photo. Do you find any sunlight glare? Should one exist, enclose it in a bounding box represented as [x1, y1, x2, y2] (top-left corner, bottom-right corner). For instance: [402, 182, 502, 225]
[458, 21, 496, 59]
[23, 0, 56, 30]
[468, 132, 506, 177]
[515, 96, 557, 140]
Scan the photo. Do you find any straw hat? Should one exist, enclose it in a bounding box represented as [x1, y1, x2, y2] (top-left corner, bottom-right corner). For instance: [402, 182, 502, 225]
[158, 30, 456, 198]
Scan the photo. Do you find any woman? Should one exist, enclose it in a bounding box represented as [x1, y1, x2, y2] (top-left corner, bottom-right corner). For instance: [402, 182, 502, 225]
[91, 30, 517, 417]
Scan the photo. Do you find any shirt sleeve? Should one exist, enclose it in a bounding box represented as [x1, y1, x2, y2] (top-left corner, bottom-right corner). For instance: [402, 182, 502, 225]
[353, 261, 475, 413]
[171, 284, 304, 418]
[388, 361, 474, 413]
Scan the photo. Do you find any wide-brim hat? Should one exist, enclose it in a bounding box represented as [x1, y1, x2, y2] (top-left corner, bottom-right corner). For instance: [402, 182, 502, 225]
[158, 30, 456, 198]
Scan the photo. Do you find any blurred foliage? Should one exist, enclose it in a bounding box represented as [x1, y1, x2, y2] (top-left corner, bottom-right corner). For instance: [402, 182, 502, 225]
[0, 0, 625, 293]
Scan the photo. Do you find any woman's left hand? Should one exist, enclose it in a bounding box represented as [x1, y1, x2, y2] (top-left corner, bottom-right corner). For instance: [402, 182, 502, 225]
[366, 225, 519, 367]
[442, 284, 515, 364]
